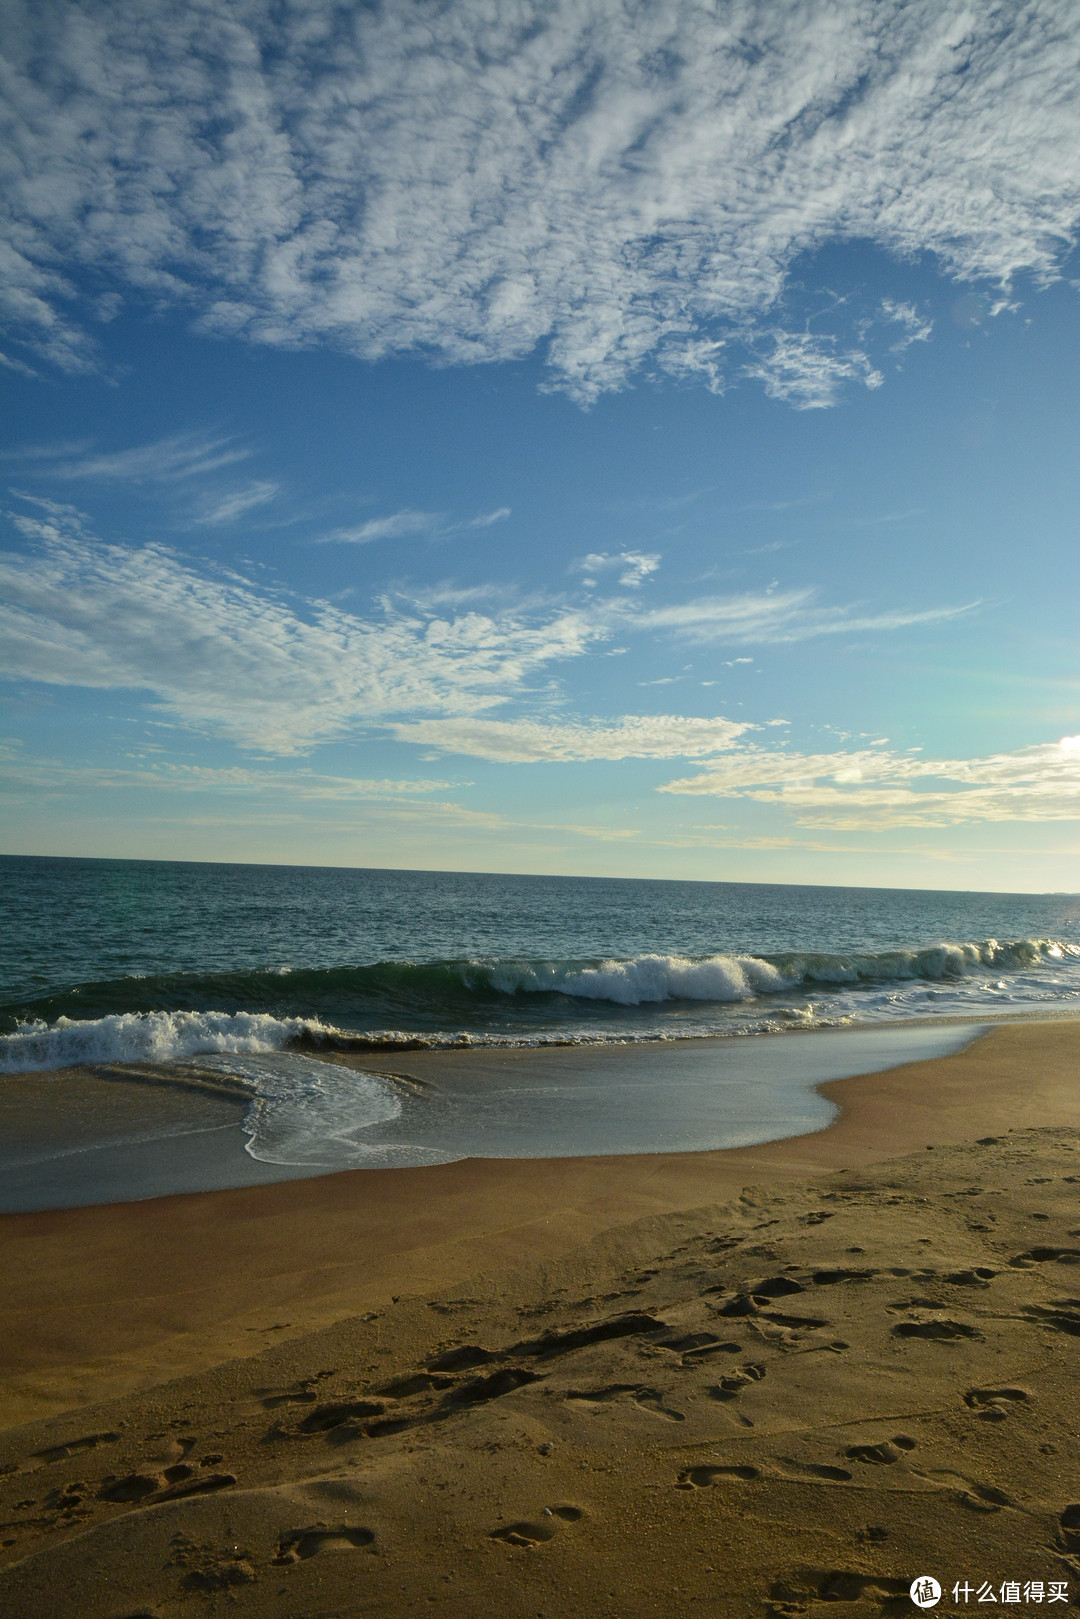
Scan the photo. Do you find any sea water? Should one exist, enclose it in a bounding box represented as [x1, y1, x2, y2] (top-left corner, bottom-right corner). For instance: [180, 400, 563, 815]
[1, 855, 1078, 1173]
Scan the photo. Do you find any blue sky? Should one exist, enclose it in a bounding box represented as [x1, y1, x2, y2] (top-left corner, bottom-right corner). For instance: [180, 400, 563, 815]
[2, 0, 1080, 891]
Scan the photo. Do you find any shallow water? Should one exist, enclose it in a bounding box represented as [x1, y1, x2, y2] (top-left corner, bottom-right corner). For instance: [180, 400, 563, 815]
[0, 1021, 980, 1210]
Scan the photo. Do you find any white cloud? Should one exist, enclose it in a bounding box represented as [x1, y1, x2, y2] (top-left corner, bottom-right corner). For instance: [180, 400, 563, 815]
[0, 349, 39, 378]
[197, 481, 279, 524]
[573, 550, 661, 589]
[660, 736, 1080, 827]
[467, 507, 512, 528]
[4, 2, 1079, 399]
[320, 509, 444, 545]
[625, 587, 977, 645]
[0, 499, 979, 757]
[42, 433, 250, 483]
[0, 755, 461, 800]
[0, 504, 599, 753]
[881, 297, 934, 351]
[742, 333, 883, 410]
[389, 714, 752, 763]
[323, 506, 511, 543]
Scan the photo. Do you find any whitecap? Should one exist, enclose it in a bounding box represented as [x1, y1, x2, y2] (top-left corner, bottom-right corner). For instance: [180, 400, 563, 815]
[0, 1008, 329, 1075]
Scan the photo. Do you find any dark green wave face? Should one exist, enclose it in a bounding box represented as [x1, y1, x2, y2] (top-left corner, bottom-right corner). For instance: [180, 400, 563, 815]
[2, 938, 1078, 1041]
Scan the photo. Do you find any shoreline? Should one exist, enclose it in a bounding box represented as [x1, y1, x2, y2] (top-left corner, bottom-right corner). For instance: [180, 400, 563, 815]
[0, 1017, 980, 1213]
[1, 1015, 1078, 1430]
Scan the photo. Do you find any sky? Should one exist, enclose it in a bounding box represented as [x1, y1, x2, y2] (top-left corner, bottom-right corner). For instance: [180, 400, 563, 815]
[2, 0, 1080, 892]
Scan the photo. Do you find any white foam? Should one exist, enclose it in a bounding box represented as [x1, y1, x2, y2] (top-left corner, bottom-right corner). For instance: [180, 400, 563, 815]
[0, 1009, 324, 1075]
[193, 1051, 453, 1169]
[490, 952, 795, 1005]
[484, 938, 1080, 1006]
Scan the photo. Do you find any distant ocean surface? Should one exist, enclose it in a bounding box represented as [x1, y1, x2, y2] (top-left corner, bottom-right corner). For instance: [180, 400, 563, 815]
[3, 855, 1080, 1069]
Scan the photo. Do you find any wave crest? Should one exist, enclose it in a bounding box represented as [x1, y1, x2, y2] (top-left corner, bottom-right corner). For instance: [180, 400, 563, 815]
[0, 1009, 330, 1075]
[1, 936, 1077, 1075]
[473, 937, 1080, 1005]
[486, 952, 793, 1005]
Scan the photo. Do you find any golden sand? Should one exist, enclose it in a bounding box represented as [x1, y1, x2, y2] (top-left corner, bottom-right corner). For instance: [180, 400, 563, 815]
[1, 1019, 1078, 1617]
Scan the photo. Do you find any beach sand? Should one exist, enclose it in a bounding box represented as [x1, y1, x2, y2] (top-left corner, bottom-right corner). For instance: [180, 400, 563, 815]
[0, 1019, 1078, 1616]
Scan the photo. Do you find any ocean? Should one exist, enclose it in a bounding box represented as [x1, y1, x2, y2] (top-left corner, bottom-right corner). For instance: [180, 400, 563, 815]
[2, 855, 1079, 1189]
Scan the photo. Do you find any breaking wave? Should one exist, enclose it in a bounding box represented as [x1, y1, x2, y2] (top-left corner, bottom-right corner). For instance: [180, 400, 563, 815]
[1, 936, 1078, 1075]
[0, 1009, 329, 1075]
[481, 938, 1080, 1004]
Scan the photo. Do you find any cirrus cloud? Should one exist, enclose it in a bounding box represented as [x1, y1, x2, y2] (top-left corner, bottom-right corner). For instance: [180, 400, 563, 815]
[0, 496, 980, 758]
[0, 501, 599, 753]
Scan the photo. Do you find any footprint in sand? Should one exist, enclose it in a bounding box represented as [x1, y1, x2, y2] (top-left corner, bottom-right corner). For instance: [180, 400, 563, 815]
[810, 1268, 876, 1285]
[565, 1383, 641, 1406]
[912, 1468, 1013, 1512]
[449, 1366, 543, 1405]
[768, 1568, 909, 1609]
[564, 1383, 684, 1420]
[778, 1459, 853, 1482]
[491, 1504, 585, 1548]
[845, 1438, 915, 1466]
[957, 1483, 1013, 1513]
[633, 1389, 685, 1422]
[296, 1399, 386, 1433]
[942, 1268, 998, 1287]
[98, 1473, 162, 1503]
[515, 1312, 668, 1359]
[709, 1363, 767, 1401]
[98, 1470, 236, 1505]
[377, 1371, 455, 1397]
[427, 1345, 497, 1371]
[24, 1431, 120, 1469]
[892, 1317, 981, 1341]
[964, 1386, 1029, 1420]
[1020, 1300, 1080, 1335]
[1057, 1504, 1080, 1552]
[274, 1525, 375, 1562]
[678, 1464, 760, 1487]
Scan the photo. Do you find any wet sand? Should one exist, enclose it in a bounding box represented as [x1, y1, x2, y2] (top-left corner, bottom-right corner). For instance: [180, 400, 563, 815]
[0, 1019, 1078, 1617]
[0, 1021, 975, 1212]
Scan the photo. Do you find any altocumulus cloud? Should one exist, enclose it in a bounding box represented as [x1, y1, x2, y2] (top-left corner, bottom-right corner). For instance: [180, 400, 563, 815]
[3, 1, 1080, 397]
[388, 714, 753, 763]
[660, 739, 1080, 827]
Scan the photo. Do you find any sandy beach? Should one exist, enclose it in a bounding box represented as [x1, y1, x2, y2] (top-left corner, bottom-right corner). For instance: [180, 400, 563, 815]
[1, 1018, 1079, 1616]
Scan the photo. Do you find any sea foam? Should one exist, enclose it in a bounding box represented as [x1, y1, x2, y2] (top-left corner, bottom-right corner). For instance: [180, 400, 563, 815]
[188, 1050, 449, 1168]
[0, 1008, 326, 1075]
[480, 938, 1080, 1005]
[488, 952, 793, 1004]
